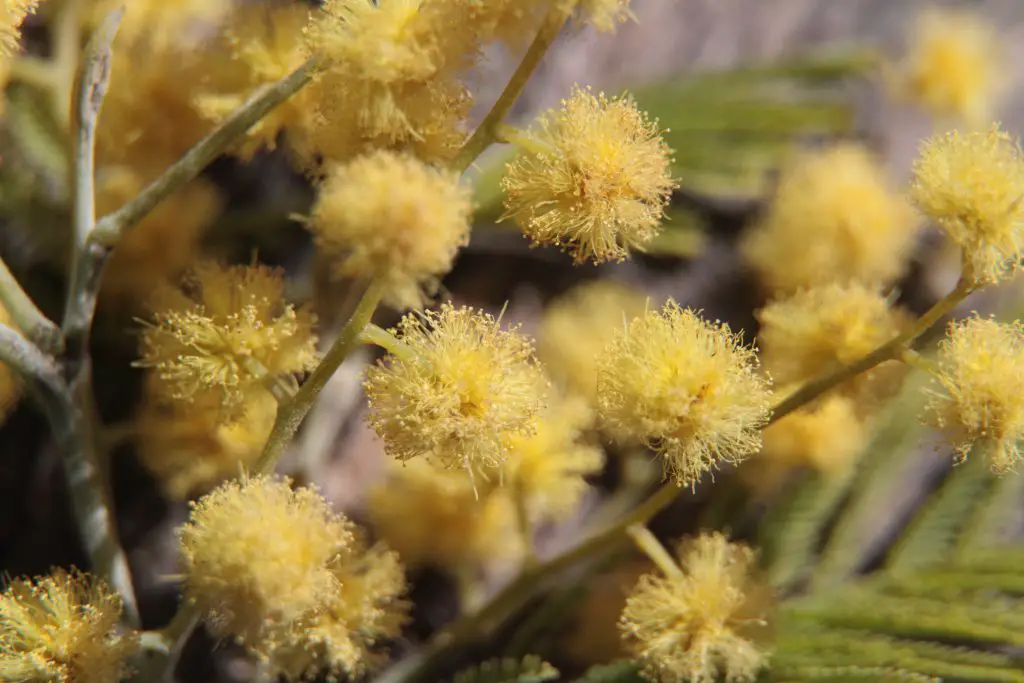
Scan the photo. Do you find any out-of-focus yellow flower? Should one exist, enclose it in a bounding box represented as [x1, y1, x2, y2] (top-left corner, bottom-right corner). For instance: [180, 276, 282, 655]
[195, 2, 313, 159]
[98, 170, 221, 307]
[0, 569, 138, 683]
[181, 476, 408, 679]
[0, 300, 22, 423]
[925, 316, 1024, 474]
[889, 7, 1003, 126]
[364, 304, 548, 479]
[620, 532, 772, 683]
[574, 0, 634, 32]
[138, 262, 318, 410]
[501, 86, 677, 264]
[368, 459, 522, 571]
[909, 125, 1024, 285]
[0, 0, 36, 55]
[740, 143, 919, 293]
[747, 393, 868, 494]
[135, 376, 275, 499]
[756, 282, 908, 408]
[597, 302, 772, 487]
[503, 394, 603, 524]
[308, 150, 472, 310]
[537, 279, 648, 406]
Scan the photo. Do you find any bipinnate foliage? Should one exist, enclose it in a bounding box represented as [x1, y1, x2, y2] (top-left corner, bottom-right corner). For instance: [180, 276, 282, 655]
[453, 656, 560, 683]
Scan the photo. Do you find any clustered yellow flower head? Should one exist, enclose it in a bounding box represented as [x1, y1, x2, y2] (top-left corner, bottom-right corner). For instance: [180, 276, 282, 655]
[740, 143, 919, 293]
[756, 282, 908, 407]
[0, 569, 138, 683]
[0, 0, 36, 56]
[364, 303, 548, 478]
[620, 532, 772, 683]
[597, 302, 772, 487]
[138, 262, 319, 409]
[925, 316, 1024, 474]
[537, 279, 647, 406]
[502, 85, 677, 264]
[369, 459, 523, 572]
[135, 375, 275, 499]
[909, 124, 1024, 285]
[309, 150, 472, 310]
[180, 476, 408, 679]
[889, 6, 1004, 126]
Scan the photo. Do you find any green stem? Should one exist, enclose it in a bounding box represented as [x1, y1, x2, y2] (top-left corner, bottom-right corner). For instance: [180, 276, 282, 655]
[359, 322, 417, 361]
[451, 4, 574, 173]
[0, 254, 62, 353]
[769, 276, 974, 425]
[90, 56, 322, 247]
[254, 279, 383, 475]
[626, 524, 683, 579]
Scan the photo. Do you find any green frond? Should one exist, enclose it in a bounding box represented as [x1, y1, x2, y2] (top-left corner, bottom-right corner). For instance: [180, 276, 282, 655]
[452, 656, 559, 683]
[955, 470, 1024, 560]
[759, 467, 858, 592]
[812, 373, 931, 588]
[885, 453, 992, 576]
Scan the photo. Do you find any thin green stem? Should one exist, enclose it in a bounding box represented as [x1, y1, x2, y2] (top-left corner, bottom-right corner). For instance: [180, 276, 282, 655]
[451, 4, 574, 172]
[359, 322, 417, 361]
[8, 55, 58, 90]
[512, 485, 536, 567]
[626, 524, 683, 579]
[769, 276, 974, 425]
[0, 254, 62, 353]
[90, 56, 322, 247]
[254, 279, 384, 475]
[52, 0, 84, 130]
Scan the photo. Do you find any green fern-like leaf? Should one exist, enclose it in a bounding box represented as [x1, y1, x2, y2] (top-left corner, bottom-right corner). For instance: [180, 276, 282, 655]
[452, 656, 559, 683]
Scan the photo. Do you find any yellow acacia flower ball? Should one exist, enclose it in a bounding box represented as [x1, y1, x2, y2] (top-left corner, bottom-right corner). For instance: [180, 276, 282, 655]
[574, 0, 635, 32]
[596, 302, 772, 487]
[369, 460, 522, 571]
[620, 533, 772, 683]
[740, 144, 919, 293]
[0, 569, 137, 683]
[136, 377, 275, 499]
[748, 394, 868, 494]
[501, 86, 677, 264]
[909, 125, 1024, 284]
[925, 316, 1024, 474]
[889, 7, 1003, 126]
[502, 394, 604, 524]
[364, 304, 548, 477]
[756, 282, 908, 407]
[0, 0, 36, 55]
[537, 279, 648, 406]
[308, 150, 472, 310]
[138, 262, 318, 409]
[181, 476, 408, 677]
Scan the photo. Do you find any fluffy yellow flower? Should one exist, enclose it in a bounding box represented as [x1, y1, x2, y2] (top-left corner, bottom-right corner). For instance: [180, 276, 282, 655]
[620, 533, 772, 683]
[138, 262, 318, 409]
[135, 377, 275, 499]
[99, 171, 221, 307]
[181, 476, 408, 678]
[0, 300, 23, 423]
[596, 302, 772, 487]
[0, 0, 36, 55]
[537, 279, 648, 405]
[575, 0, 635, 32]
[501, 86, 677, 264]
[756, 282, 908, 407]
[748, 394, 868, 493]
[502, 395, 604, 524]
[0, 569, 137, 683]
[909, 125, 1024, 284]
[889, 7, 1003, 126]
[309, 150, 472, 310]
[925, 316, 1024, 473]
[368, 460, 522, 571]
[740, 143, 919, 293]
[364, 304, 548, 478]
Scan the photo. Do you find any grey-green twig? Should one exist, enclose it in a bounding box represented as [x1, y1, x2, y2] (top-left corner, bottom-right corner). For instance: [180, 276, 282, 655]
[0, 254, 62, 354]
